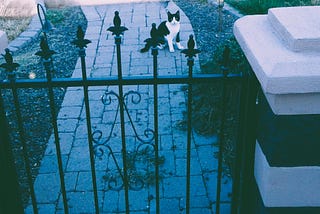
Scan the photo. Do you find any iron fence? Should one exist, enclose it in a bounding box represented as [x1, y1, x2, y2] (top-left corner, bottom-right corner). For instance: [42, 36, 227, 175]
[0, 5, 259, 214]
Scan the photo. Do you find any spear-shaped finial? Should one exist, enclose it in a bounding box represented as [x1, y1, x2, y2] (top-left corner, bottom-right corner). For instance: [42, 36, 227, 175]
[72, 25, 91, 48]
[107, 11, 128, 36]
[181, 35, 201, 58]
[2, 48, 13, 65]
[150, 23, 157, 38]
[150, 23, 159, 47]
[114, 11, 121, 27]
[140, 23, 159, 53]
[187, 34, 195, 50]
[35, 36, 56, 60]
[0, 48, 20, 72]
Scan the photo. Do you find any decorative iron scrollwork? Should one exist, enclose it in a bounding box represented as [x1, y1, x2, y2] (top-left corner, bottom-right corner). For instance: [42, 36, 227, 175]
[92, 89, 155, 191]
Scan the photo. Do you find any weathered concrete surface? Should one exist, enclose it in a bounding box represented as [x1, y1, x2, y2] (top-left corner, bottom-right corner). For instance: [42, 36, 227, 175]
[234, 7, 320, 115]
[268, 6, 320, 52]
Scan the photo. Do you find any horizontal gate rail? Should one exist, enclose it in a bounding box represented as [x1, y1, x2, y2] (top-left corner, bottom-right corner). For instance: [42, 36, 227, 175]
[0, 74, 242, 89]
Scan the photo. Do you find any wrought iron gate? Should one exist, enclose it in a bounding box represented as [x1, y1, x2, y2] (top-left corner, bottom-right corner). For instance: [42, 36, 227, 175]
[0, 6, 259, 214]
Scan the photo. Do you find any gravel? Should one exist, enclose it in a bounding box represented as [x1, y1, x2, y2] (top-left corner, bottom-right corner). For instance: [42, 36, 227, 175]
[174, 0, 239, 67]
[0, 0, 239, 207]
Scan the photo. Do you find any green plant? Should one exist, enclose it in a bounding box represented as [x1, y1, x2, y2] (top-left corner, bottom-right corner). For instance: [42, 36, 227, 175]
[202, 36, 250, 75]
[46, 8, 65, 24]
[190, 37, 249, 136]
[226, 0, 320, 14]
[187, 37, 248, 179]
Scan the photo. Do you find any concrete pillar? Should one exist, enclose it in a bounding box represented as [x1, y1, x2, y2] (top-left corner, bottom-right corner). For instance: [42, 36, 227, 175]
[234, 6, 320, 214]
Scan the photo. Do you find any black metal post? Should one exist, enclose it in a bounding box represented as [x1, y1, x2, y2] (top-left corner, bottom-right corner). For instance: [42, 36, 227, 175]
[238, 69, 259, 214]
[186, 57, 193, 214]
[107, 11, 130, 214]
[36, 36, 69, 214]
[150, 22, 160, 214]
[181, 35, 200, 214]
[9, 73, 39, 214]
[116, 34, 131, 214]
[231, 71, 248, 214]
[0, 88, 24, 214]
[73, 26, 100, 214]
[215, 46, 230, 214]
[44, 58, 69, 214]
[36, 6, 69, 212]
[0, 49, 38, 214]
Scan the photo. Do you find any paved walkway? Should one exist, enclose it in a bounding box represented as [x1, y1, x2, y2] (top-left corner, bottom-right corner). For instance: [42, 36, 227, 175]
[26, 1, 231, 213]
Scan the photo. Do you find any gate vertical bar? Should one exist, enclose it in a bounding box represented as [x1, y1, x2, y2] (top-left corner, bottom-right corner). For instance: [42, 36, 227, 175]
[36, 36, 69, 213]
[9, 75, 39, 214]
[181, 35, 200, 214]
[72, 26, 100, 213]
[36, 5, 69, 212]
[0, 88, 24, 214]
[1, 50, 38, 214]
[107, 11, 130, 214]
[150, 23, 160, 214]
[230, 71, 248, 214]
[215, 46, 230, 214]
[185, 48, 193, 214]
[238, 69, 259, 214]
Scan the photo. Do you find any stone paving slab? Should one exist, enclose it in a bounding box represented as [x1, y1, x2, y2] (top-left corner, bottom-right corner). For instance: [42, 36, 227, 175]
[25, 1, 231, 213]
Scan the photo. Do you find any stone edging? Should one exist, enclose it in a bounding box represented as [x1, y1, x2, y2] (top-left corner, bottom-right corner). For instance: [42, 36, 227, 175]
[7, 0, 45, 53]
[7, 16, 41, 53]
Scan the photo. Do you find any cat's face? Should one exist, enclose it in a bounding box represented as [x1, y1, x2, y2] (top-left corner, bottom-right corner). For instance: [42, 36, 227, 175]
[167, 11, 180, 25]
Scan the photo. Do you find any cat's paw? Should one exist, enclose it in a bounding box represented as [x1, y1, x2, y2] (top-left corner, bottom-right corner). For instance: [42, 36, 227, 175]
[176, 43, 184, 50]
[168, 42, 175, 52]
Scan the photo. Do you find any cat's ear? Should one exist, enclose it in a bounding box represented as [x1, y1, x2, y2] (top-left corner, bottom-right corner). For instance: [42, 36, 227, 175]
[167, 11, 172, 16]
[174, 10, 180, 21]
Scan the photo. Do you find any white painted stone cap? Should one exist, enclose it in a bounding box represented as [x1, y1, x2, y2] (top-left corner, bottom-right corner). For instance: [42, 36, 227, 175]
[268, 6, 320, 52]
[234, 7, 320, 115]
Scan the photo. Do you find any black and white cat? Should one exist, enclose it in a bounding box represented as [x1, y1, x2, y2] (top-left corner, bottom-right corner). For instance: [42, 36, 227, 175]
[140, 10, 184, 53]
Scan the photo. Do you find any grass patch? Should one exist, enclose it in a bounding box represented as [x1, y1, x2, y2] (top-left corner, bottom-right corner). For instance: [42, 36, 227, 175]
[226, 0, 320, 14]
[0, 5, 71, 42]
[0, 17, 32, 41]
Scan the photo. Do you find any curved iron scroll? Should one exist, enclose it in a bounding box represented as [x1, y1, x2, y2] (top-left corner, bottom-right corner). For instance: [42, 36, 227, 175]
[92, 89, 155, 191]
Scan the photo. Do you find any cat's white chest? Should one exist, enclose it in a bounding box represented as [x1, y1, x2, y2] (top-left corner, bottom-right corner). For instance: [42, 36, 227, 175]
[165, 21, 180, 37]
